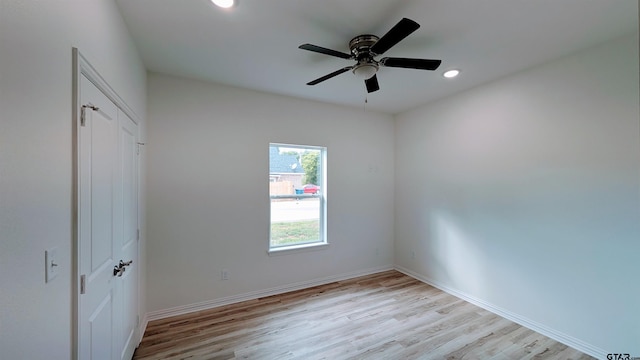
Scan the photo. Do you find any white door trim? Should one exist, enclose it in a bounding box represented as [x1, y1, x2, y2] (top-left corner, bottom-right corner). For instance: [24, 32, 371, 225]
[72, 48, 142, 360]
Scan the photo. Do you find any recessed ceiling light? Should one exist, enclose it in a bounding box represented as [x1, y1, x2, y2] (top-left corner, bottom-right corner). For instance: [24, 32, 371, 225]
[211, 0, 235, 8]
[443, 69, 460, 78]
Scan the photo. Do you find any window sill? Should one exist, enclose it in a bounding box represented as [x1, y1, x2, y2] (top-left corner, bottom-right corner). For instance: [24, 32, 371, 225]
[268, 242, 330, 256]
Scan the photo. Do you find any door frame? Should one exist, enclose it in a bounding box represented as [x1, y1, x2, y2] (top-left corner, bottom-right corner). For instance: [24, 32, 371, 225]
[72, 48, 142, 360]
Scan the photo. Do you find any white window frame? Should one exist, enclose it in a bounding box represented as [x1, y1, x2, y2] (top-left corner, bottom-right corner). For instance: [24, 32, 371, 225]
[268, 143, 328, 255]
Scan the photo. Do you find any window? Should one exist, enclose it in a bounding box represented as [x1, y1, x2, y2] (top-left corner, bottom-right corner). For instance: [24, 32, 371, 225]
[269, 143, 326, 252]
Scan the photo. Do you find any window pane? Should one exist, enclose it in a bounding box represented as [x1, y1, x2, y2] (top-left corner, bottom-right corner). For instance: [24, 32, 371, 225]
[269, 144, 325, 249]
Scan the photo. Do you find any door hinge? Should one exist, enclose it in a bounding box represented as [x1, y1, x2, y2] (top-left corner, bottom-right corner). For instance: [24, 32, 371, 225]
[136, 142, 145, 155]
[80, 274, 86, 294]
[80, 104, 99, 127]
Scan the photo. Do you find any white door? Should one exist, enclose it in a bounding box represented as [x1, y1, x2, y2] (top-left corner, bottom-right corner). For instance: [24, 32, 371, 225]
[78, 74, 139, 360]
[115, 110, 139, 360]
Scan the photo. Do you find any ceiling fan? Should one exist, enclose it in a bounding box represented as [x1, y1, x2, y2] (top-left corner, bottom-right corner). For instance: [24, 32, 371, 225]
[299, 18, 442, 93]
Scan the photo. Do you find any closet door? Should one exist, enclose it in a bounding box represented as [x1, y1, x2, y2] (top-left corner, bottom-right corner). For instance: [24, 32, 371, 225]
[78, 74, 139, 360]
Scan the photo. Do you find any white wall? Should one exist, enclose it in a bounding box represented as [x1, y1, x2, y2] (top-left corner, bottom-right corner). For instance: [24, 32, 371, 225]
[395, 33, 639, 356]
[0, 1, 147, 358]
[146, 73, 395, 312]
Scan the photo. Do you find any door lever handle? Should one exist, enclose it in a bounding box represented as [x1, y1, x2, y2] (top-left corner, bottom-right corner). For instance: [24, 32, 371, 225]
[113, 265, 126, 277]
[119, 260, 133, 267]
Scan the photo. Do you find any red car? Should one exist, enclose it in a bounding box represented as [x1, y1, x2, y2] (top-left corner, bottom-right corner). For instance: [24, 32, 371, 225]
[303, 184, 320, 194]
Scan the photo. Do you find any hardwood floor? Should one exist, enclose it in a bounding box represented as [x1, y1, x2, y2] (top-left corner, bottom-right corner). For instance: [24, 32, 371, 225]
[133, 271, 594, 360]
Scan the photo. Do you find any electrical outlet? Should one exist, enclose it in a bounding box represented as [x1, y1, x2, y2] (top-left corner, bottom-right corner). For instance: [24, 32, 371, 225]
[45, 247, 59, 283]
[221, 269, 229, 281]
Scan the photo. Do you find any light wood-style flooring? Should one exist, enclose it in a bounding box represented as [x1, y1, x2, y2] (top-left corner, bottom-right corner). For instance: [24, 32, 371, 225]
[133, 270, 594, 360]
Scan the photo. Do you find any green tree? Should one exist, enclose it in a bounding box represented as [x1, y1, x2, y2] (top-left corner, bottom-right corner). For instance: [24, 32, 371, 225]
[301, 151, 319, 185]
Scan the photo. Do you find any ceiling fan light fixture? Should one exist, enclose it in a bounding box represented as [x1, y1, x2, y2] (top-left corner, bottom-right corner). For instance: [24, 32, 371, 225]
[353, 63, 378, 80]
[211, 0, 235, 8]
[443, 69, 460, 78]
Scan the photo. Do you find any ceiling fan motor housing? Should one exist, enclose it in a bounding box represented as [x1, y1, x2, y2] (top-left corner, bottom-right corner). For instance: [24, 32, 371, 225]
[349, 34, 380, 61]
[350, 35, 380, 79]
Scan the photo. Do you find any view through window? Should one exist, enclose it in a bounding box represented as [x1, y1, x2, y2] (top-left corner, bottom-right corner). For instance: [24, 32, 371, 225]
[269, 143, 326, 250]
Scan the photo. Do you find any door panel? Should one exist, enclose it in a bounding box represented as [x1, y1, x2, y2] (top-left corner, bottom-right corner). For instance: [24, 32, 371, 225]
[117, 110, 139, 360]
[79, 74, 118, 360]
[89, 294, 113, 360]
[90, 107, 115, 271]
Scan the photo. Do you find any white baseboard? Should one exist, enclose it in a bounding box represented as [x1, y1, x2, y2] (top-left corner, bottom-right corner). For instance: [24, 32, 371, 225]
[394, 265, 606, 360]
[144, 264, 394, 322]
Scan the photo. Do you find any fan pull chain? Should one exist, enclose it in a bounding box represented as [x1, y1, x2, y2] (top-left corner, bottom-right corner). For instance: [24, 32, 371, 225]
[363, 86, 368, 112]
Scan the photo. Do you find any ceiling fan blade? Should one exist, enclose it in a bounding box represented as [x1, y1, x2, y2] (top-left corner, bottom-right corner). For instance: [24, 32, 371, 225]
[307, 67, 353, 85]
[370, 18, 420, 55]
[365, 75, 380, 93]
[380, 57, 442, 70]
[299, 44, 352, 59]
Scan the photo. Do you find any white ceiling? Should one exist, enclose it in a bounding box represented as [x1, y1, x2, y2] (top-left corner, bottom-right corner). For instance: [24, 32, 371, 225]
[115, 0, 637, 114]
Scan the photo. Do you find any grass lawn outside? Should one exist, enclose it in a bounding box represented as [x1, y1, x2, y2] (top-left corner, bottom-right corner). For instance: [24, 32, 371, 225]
[270, 219, 320, 246]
